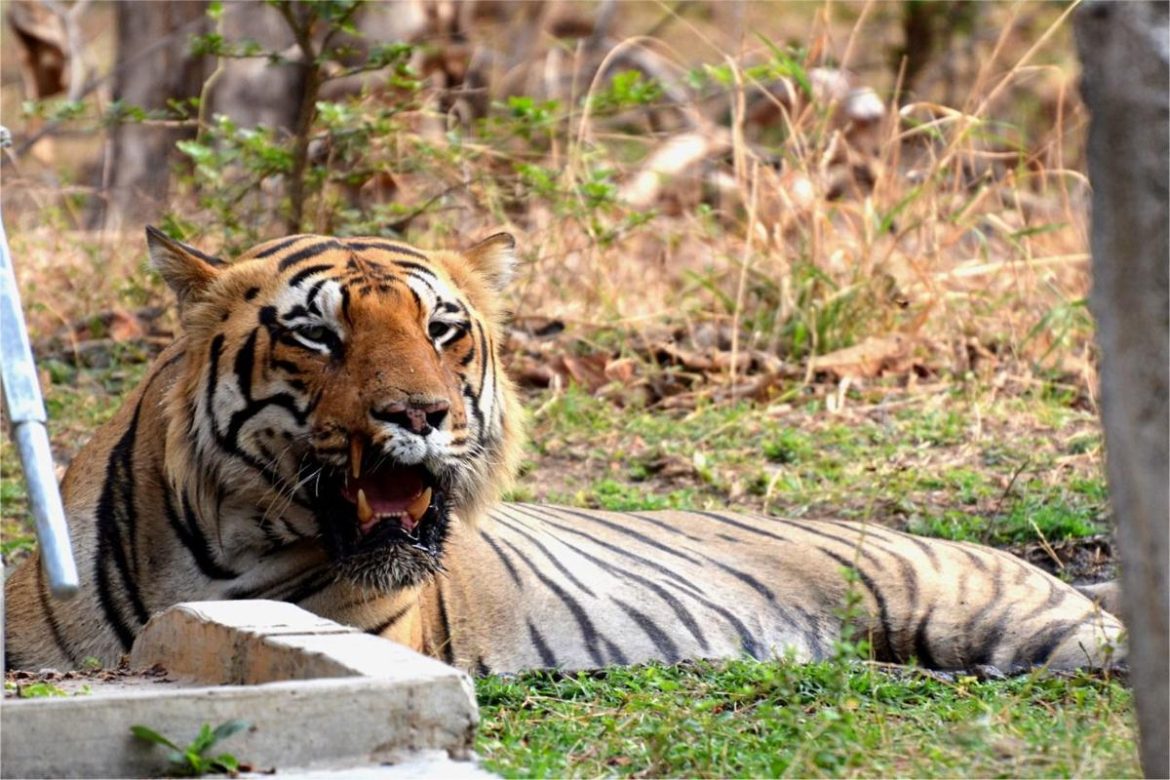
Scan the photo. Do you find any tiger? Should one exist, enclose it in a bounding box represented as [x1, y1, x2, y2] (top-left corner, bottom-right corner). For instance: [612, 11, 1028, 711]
[3, 229, 1126, 675]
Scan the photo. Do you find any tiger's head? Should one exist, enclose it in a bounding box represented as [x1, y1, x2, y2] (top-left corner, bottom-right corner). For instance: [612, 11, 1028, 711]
[146, 228, 522, 592]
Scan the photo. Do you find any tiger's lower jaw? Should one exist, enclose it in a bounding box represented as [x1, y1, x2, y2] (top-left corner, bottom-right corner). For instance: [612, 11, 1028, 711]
[321, 484, 453, 592]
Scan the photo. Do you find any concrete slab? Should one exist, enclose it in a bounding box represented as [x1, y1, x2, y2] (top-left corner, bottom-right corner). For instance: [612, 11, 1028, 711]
[2, 601, 486, 779]
[3, 677, 478, 779]
[129, 601, 462, 686]
[262, 750, 500, 779]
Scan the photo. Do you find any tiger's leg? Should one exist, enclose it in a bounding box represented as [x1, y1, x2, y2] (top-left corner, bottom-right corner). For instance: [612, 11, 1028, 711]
[831, 527, 1126, 671]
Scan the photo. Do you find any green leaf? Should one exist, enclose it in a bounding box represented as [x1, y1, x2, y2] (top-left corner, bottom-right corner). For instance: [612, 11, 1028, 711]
[211, 719, 250, 743]
[190, 723, 216, 754]
[130, 725, 182, 753]
[213, 753, 240, 772]
[186, 748, 205, 771]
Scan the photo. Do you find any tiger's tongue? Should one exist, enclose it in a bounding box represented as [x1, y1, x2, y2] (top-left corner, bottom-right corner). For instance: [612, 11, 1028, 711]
[349, 466, 425, 513]
[345, 465, 430, 533]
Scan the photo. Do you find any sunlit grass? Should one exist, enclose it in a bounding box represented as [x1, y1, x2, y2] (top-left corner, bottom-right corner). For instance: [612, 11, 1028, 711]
[477, 660, 1137, 778]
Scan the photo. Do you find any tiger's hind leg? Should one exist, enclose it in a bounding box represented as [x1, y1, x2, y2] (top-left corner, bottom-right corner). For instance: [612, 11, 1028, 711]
[1074, 581, 1124, 618]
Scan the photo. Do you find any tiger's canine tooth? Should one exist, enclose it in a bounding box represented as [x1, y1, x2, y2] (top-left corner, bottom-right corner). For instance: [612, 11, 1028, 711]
[356, 488, 374, 525]
[406, 487, 433, 523]
[350, 437, 363, 479]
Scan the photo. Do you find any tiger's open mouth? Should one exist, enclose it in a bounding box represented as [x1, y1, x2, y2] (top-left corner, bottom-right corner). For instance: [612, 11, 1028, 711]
[343, 460, 434, 537]
[310, 440, 452, 591]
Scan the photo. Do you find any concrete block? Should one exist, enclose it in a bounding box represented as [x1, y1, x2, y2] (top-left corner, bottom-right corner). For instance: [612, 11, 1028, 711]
[3, 601, 483, 779]
[2, 678, 479, 779]
[129, 600, 459, 686]
[256, 750, 499, 779]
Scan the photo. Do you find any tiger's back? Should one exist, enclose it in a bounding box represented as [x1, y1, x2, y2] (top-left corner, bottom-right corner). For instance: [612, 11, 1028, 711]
[429, 505, 1125, 675]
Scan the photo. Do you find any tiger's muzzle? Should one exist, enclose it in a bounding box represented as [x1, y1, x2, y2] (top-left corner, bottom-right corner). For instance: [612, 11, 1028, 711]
[309, 430, 454, 592]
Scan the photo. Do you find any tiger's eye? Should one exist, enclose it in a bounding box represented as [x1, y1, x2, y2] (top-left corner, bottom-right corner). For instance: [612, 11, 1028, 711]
[428, 321, 450, 340]
[297, 324, 330, 342]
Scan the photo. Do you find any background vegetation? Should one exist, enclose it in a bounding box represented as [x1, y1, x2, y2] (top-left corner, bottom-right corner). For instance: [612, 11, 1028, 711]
[0, 1, 1136, 775]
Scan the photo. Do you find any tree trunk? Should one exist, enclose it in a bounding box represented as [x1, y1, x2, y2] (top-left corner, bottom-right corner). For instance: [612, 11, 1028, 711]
[104, 1, 209, 229]
[1075, 4, 1169, 778]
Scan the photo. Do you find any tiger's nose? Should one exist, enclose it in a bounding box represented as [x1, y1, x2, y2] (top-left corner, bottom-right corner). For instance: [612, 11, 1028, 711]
[372, 400, 449, 436]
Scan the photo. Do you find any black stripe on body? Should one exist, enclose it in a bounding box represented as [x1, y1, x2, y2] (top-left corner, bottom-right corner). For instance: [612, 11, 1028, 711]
[693, 510, 794, 544]
[966, 611, 1010, 667]
[434, 582, 456, 665]
[93, 390, 154, 650]
[793, 605, 831, 659]
[223, 566, 330, 602]
[477, 528, 528, 589]
[285, 570, 338, 605]
[158, 476, 239, 580]
[776, 517, 874, 549]
[548, 506, 702, 565]
[36, 560, 78, 666]
[873, 544, 921, 623]
[780, 519, 896, 589]
[818, 547, 900, 663]
[502, 508, 712, 652]
[509, 505, 702, 594]
[493, 516, 596, 597]
[495, 535, 607, 667]
[1017, 577, 1069, 622]
[899, 532, 942, 571]
[613, 599, 681, 662]
[963, 555, 1005, 645]
[912, 607, 938, 669]
[1014, 618, 1083, 668]
[658, 578, 764, 659]
[526, 620, 558, 667]
[627, 512, 706, 543]
[958, 546, 991, 572]
[513, 504, 766, 660]
[699, 553, 776, 602]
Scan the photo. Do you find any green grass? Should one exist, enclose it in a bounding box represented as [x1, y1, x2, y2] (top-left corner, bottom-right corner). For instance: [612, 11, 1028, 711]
[1, 363, 1129, 778]
[518, 383, 1109, 547]
[476, 660, 1137, 778]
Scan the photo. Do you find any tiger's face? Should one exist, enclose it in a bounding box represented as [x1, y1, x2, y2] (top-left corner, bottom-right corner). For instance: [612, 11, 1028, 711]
[148, 229, 522, 592]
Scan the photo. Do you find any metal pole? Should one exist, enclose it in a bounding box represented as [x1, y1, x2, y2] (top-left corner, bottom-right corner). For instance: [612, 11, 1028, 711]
[0, 126, 80, 599]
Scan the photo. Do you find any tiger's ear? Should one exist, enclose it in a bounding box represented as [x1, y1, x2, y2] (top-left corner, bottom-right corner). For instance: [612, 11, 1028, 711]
[145, 226, 224, 307]
[464, 232, 516, 292]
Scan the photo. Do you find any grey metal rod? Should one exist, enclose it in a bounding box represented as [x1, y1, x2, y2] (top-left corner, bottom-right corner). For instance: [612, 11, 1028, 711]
[12, 422, 78, 597]
[0, 173, 80, 598]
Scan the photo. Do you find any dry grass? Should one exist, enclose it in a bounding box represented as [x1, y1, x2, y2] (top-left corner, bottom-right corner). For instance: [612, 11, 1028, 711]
[0, 1, 1102, 537]
[1, 4, 1092, 389]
